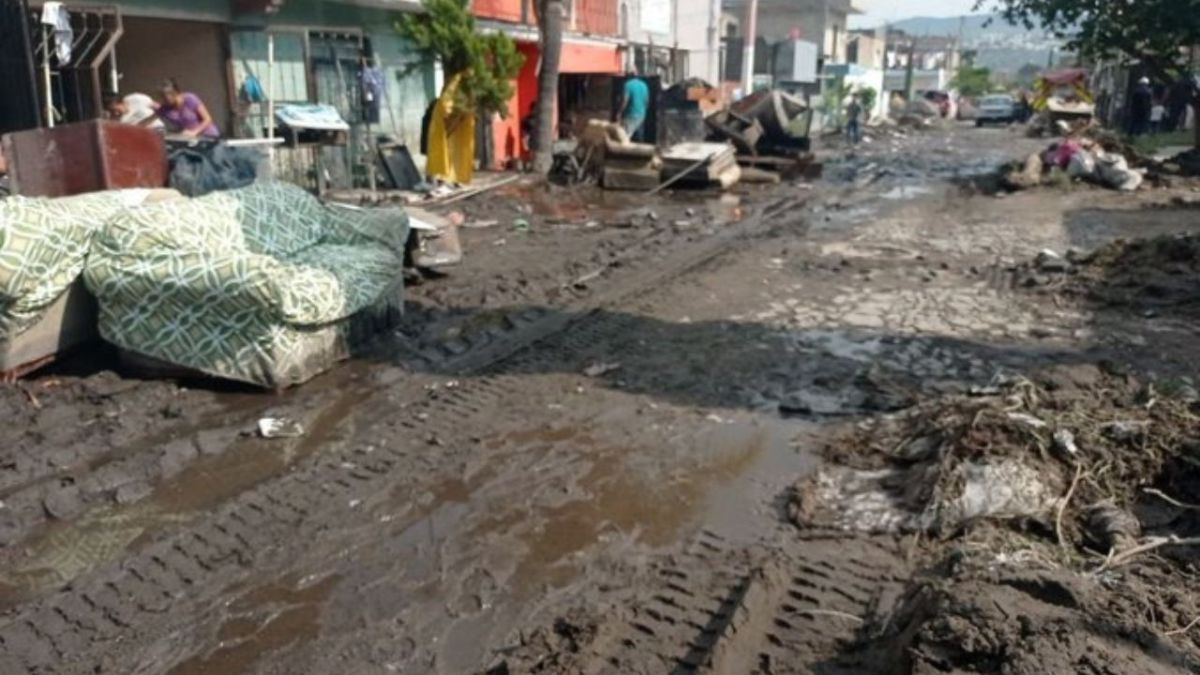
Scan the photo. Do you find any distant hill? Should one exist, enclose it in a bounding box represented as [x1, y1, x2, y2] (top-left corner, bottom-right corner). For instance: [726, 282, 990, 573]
[888, 14, 1028, 39]
[888, 13, 1062, 75]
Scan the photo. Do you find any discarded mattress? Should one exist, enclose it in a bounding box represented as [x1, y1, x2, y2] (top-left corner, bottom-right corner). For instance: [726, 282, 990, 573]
[84, 181, 409, 388]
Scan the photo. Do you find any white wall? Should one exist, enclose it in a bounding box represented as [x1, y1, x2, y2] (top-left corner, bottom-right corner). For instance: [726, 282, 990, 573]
[676, 0, 721, 83]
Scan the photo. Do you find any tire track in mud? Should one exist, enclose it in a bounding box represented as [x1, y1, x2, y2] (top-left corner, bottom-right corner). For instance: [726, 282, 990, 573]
[0, 196, 811, 672]
[0, 191, 806, 555]
[493, 530, 907, 674]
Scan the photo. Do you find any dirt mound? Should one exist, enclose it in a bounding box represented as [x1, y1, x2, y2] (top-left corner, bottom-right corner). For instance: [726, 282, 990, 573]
[793, 365, 1200, 673]
[1017, 235, 1200, 319]
[868, 564, 1200, 674]
[1168, 148, 1200, 177]
[1076, 235, 1200, 311]
[796, 365, 1194, 538]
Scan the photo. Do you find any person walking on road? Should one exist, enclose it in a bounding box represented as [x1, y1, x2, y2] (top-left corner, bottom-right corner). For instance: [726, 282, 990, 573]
[846, 94, 864, 145]
[617, 70, 650, 142]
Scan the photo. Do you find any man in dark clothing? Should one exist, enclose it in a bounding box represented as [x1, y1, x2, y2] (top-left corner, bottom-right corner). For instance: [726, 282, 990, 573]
[846, 94, 863, 145]
[1167, 78, 1192, 132]
[1129, 77, 1154, 136]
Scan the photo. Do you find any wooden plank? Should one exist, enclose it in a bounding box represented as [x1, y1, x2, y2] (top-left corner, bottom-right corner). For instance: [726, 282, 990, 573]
[604, 166, 661, 191]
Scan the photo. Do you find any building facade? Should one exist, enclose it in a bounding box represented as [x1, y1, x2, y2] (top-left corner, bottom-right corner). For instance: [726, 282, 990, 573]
[472, 0, 624, 168]
[6, 0, 438, 188]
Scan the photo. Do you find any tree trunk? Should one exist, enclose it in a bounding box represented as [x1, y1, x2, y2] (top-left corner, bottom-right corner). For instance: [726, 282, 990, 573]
[1193, 99, 1200, 150]
[533, 0, 563, 175]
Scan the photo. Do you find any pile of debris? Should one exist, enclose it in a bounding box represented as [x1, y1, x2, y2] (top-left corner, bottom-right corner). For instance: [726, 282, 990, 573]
[1165, 147, 1200, 177]
[577, 121, 664, 191]
[792, 366, 1200, 671]
[706, 90, 820, 181]
[1002, 133, 1145, 192]
[659, 142, 740, 190]
[796, 366, 1196, 538]
[1020, 234, 1200, 319]
[575, 120, 744, 192]
[891, 97, 944, 128]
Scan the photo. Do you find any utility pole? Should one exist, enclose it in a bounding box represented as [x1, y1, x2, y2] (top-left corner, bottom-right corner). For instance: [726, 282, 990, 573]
[904, 38, 916, 101]
[707, 0, 720, 85]
[741, 0, 758, 95]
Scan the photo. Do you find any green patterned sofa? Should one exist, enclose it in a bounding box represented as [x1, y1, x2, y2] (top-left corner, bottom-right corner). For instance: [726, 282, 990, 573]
[0, 191, 148, 375]
[84, 181, 408, 388]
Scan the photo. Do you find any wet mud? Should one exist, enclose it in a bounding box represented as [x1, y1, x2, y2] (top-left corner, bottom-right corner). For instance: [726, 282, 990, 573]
[3, 126, 1200, 673]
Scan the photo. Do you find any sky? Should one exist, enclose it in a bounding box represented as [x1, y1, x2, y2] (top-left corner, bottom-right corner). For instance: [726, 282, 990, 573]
[849, 0, 983, 28]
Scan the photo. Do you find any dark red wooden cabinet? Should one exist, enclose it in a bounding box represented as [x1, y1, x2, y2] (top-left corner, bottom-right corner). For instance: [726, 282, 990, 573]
[1, 120, 167, 197]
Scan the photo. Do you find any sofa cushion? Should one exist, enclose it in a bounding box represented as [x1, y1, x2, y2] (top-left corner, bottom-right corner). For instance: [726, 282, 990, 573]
[103, 191, 245, 256]
[226, 181, 326, 258]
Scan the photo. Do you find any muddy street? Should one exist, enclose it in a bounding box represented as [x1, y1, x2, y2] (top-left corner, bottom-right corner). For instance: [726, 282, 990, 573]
[4, 125, 1200, 674]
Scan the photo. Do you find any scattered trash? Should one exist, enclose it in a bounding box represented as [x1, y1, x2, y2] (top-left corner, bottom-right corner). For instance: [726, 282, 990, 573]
[1006, 411, 1048, 429]
[258, 417, 304, 439]
[1036, 249, 1071, 272]
[583, 362, 621, 378]
[1053, 429, 1079, 457]
[513, 218, 531, 232]
[1100, 420, 1148, 441]
[800, 367, 1198, 540]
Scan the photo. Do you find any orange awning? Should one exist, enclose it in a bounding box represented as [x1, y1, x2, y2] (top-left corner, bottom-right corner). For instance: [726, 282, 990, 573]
[560, 41, 622, 74]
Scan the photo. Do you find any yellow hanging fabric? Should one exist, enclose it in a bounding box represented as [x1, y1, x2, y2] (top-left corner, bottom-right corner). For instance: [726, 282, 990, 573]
[426, 73, 476, 184]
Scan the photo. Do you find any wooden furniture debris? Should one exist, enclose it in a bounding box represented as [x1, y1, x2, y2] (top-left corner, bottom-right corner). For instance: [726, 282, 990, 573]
[582, 120, 662, 191]
[660, 142, 740, 190]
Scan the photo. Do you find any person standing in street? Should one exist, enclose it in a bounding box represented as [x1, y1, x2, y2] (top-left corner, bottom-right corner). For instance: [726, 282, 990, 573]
[1151, 98, 1167, 134]
[1129, 76, 1153, 136]
[616, 70, 650, 142]
[846, 94, 863, 145]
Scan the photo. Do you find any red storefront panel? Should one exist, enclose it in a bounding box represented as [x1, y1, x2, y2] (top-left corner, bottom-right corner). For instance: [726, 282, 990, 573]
[572, 0, 618, 36]
[489, 40, 621, 169]
[473, 0, 527, 24]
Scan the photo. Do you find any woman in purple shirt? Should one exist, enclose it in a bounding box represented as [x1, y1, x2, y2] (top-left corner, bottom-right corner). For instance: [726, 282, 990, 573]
[154, 78, 220, 139]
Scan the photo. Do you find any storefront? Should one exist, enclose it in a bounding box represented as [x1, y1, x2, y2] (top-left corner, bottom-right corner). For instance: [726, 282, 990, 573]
[489, 37, 623, 168]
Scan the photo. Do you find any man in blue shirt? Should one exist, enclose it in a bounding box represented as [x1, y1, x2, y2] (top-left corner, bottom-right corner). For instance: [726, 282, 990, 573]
[617, 71, 650, 142]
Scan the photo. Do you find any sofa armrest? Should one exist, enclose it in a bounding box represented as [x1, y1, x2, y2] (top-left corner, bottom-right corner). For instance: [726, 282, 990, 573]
[85, 244, 356, 327]
[321, 203, 410, 256]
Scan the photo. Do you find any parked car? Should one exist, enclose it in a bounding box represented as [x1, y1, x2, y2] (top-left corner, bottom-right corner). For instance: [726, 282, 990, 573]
[922, 90, 954, 118]
[976, 94, 1017, 126]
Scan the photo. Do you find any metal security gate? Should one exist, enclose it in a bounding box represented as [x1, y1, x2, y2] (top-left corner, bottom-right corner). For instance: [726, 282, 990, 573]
[25, 4, 123, 126]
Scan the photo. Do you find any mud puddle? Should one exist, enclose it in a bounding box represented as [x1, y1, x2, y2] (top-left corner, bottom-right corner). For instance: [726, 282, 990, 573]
[880, 184, 934, 200]
[0, 378, 376, 608]
[484, 182, 745, 227]
[436, 414, 815, 669]
[265, 408, 821, 673]
[168, 574, 341, 675]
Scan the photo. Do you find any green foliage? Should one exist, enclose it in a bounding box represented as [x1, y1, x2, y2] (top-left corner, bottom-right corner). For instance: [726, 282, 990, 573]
[398, 0, 525, 117]
[822, 78, 852, 122]
[857, 86, 878, 114]
[977, 0, 1200, 79]
[953, 65, 994, 97]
